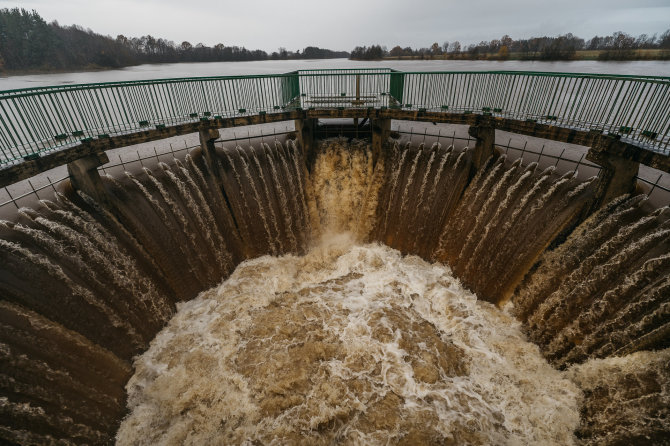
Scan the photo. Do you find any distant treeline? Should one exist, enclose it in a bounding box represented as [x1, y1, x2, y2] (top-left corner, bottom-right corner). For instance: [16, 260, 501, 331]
[351, 30, 670, 61]
[0, 8, 349, 73]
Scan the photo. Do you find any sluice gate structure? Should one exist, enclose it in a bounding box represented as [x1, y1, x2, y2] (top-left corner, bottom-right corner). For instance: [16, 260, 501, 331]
[0, 69, 669, 445]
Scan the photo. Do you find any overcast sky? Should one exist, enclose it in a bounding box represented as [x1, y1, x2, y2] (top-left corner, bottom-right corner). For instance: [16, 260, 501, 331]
[3, 0, 669, 51]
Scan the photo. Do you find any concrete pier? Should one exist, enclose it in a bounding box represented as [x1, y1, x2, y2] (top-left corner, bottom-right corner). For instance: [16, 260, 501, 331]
[468, 117, 497, 170]
[199, 127, 221, 172]
[371, 118, 391, 166]
[66, 151, 109, 203]
[587, 134, 641, 207]
[294, 118, 318, 164]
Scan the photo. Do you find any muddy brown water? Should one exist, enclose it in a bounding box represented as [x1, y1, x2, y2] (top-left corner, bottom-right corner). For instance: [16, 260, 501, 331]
[0, 138, 668, 445]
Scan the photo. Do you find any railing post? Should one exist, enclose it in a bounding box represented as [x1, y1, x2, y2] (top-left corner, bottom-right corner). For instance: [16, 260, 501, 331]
[468, 116, 497, 170]
[354, 75, 361, 137]
[66, 150, 110, 204]
[586, 134, 641, 208]
[389, 71, 404, 106]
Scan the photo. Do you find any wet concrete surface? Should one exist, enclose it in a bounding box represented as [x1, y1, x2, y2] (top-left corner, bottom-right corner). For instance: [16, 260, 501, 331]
[1, 119, 668, 220]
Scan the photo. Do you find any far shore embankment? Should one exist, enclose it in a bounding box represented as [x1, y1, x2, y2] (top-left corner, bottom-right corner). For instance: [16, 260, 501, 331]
[348, 49, 670, 63]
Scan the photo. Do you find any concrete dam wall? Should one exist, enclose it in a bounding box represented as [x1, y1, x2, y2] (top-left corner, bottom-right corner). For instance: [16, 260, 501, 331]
[0, 137, 668, 445]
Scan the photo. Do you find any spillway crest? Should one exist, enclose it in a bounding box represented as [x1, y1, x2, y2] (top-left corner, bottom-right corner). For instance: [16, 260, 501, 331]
[0, 137, 668, 445]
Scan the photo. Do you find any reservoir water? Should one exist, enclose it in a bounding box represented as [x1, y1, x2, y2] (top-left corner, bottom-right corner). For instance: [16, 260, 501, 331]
[0, 58, 668, 91]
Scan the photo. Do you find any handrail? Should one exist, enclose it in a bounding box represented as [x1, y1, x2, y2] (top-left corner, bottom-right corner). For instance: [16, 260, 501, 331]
[4, 69, 662, 97]
[0, 69, 668, 167]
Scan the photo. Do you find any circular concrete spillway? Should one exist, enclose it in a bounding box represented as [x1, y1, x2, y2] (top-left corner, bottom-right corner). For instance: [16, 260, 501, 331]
[0, 137, 668, 445]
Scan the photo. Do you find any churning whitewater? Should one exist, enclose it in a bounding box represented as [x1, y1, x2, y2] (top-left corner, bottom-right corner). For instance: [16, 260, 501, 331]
[2, 135, 669, 445]
[117, 234, 581, 445]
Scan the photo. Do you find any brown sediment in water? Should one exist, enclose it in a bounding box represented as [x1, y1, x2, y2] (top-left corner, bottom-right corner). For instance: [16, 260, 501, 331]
[116, 240, 582, 445]
[232, 281, 470, 444]
[0, 137, 668, 445]
[565, 348, 670, 445]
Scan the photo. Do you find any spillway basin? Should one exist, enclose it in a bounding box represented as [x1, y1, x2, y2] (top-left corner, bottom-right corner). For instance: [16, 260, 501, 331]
[117, 236, 581, 445]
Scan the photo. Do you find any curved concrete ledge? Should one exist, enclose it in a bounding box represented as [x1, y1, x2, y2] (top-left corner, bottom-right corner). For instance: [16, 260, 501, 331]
[1, 136, 668, 444]
[1, 108, 669, 189]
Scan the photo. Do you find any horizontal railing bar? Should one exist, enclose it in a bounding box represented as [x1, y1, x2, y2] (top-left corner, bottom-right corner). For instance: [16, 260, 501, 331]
[393, 127, 603, 169]
[496, 144, 602, 169]
[0, 174, 69, 207]
[393, 127, 606, 171]
[214, 130, 294, 145]
[394, 128, 472, 142]
[636, 175, 670, 192]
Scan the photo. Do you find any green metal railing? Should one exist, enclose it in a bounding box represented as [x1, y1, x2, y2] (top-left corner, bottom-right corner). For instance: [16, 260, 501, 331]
[0, 69, 668, 167]
[0, 73, 303, 165]
[394, 71, 669, 146]
[297, 68, 396, 109]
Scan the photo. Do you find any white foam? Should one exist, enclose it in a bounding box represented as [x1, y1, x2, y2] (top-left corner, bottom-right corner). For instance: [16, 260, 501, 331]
[117, 241, 582, 445]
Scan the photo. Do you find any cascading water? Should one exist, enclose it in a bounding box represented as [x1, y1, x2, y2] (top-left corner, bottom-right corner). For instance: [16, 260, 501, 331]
[116, 238, 582, 445]
[0, 137, 668, 445]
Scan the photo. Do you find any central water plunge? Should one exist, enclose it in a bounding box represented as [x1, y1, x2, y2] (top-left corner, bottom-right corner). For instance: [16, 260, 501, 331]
[1, 138, 668, 445]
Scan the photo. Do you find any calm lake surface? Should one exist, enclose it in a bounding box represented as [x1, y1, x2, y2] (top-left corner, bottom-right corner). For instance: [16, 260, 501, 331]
[0, 59, 668, 91]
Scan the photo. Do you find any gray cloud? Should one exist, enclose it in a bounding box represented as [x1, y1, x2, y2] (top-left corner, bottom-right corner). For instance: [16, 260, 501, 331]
[2, 0, 668, 51]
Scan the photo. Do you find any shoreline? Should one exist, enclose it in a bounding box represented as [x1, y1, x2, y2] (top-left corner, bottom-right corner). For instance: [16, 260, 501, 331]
[0, 64, 142, 78]
[349, 49, 670, 63]
[0, 57, 351, 78]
